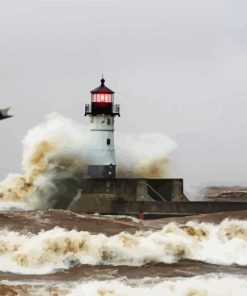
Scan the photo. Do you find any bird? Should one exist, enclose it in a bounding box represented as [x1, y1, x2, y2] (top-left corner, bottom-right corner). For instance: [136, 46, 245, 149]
[0, 107, 13, 120]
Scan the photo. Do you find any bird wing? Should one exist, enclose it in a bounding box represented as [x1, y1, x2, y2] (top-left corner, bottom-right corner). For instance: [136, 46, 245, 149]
[0, 107, 10, 116]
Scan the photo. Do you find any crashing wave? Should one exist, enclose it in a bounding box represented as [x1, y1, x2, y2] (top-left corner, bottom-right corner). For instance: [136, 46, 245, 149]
[0, 219, 246, 274]
[0, 113, 176, 211]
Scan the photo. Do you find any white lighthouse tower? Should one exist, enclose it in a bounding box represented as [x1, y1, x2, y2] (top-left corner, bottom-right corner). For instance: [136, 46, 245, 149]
[85, 78, 120, 178]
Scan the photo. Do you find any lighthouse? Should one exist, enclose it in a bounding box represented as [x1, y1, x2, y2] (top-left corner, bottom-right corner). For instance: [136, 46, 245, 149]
[85, 78, 120, 178]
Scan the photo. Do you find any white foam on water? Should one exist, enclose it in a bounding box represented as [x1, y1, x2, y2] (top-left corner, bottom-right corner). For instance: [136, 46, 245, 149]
[1, 274, 247, 296]
[0, 219, 246, 274]
[68, 275, 247, 296]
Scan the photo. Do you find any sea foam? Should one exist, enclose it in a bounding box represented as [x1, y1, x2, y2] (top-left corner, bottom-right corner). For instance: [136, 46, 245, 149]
[0, 219, 246, 274]
[69, 275, 247, 296]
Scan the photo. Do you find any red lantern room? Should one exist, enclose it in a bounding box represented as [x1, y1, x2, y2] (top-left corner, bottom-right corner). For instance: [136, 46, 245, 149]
[85, 78, 120, 116]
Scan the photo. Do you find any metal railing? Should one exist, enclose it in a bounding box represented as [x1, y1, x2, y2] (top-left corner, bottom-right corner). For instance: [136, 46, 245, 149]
[113, 104, 120, 116]
[85, 104, 91, 115]
[147, 183, 167, 201]
[85, 103, 120, 116]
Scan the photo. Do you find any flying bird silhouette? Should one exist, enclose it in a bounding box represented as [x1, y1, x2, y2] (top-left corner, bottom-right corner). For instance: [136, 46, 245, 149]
[0, 107, 13, 120]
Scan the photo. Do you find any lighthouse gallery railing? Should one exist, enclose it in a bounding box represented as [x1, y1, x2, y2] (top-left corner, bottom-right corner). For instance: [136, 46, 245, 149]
[85, 104, 120, 116]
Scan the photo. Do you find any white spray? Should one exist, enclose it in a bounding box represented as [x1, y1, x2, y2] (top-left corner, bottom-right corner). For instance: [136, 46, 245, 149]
[0, 113, 176, 210]
[0, 113, 89, 210]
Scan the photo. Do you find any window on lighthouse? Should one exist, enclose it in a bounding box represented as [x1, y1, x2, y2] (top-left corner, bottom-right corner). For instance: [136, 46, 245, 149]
[93, 94, 112, 103]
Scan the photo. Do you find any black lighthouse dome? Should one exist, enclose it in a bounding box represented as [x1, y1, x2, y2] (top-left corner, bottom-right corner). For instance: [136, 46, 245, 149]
[91, 78, 114, 94]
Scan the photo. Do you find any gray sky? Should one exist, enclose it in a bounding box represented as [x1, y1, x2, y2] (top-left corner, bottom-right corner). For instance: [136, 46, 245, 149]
[0, 0, 246, 196]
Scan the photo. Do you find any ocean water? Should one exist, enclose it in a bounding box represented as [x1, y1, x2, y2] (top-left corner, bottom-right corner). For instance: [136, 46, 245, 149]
[0, 212, 246, 295]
